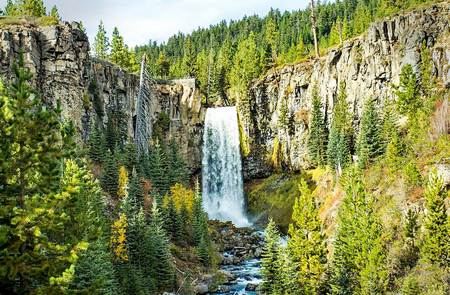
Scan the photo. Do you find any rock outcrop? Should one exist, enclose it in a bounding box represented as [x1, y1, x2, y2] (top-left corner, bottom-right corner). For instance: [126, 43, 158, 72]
[240, 2, 450, 179]
[0, 2, 449, 179]
[0, 20, 204, 171]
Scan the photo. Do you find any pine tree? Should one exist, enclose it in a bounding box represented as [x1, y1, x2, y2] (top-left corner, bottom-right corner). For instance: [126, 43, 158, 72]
[17, 0, 46, 17]
[166, 196, 182, 243]
[94, 21, 110, 60]
[88, 123, 106, 164]
[156, 52, 170, 78]
[288, 179, 327, 293]
[330, 169, 387, 294]
[179, 201, 191, 243]
[101, 152, 119, 198]
[395, 64, 421, 121]
[192, 183, 207, 245]
[420, 41, 434, 100]
[4, 0, 18, 15]
[69, 240, 119, 295]
[182, 37, 196, 77]
[421, 173, 450, 267]
[353, 2, 371, 35]
[148, 200, 175, 291]
[110, 27, 133, 70]
[229, 32, 260, 109]
[264, 17, 279, 66]
[147, 140, 169, 195]
[308, 86, 328, 166]
[168, 139, 189, 186]
[356, 98, 383, 168]
[49, 5, 60, 20]
[122, 140, 137, 174]
[261, 218, 282, 294]
[327, 82, 353, 173]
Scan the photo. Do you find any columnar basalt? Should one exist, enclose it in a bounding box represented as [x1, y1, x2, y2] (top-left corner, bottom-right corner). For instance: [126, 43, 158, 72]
[0, 21, 204, 171]
[240, 2, 450, 179]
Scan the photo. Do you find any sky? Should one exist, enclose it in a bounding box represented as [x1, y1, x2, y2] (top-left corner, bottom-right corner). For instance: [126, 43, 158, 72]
[0, 0, 310, 47]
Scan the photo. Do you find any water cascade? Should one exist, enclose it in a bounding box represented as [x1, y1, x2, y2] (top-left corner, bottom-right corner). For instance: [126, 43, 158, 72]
[202, 106, 249, 227]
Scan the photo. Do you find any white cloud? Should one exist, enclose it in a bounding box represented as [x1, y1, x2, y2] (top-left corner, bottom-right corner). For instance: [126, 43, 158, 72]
[0, 0, 309, 47]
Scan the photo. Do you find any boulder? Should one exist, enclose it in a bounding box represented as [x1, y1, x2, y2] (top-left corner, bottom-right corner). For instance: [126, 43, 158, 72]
[193, 283, 209, 294]
[245, 283, 259, 291]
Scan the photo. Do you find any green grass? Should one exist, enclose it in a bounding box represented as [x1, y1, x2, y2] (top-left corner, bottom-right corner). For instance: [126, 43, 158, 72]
[0, 15, 59, 28]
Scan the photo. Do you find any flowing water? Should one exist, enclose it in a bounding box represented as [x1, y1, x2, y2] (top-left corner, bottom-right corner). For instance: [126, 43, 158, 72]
[216, 256, 262, 294]
[202, 107, 260, 293]
[202, 106, 249, 227]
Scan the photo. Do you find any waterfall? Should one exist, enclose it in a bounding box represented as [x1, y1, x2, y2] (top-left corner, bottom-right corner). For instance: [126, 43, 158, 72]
[202, 107, 249, 227]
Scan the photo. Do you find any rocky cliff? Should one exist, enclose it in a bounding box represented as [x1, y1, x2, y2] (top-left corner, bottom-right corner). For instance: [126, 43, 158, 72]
[239, 1, 450, 179]
[0, 20, 204, 171]
[0, 3, 449, 179]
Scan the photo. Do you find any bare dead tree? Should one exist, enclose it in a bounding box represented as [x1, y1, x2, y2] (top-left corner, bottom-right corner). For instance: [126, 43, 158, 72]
[310, 0, 320, 58]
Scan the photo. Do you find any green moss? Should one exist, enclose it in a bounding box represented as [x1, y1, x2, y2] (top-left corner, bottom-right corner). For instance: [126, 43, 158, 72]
[246, 173, 312, 232]
[237, 112, 250, 157]
[271, 137, 281, 170]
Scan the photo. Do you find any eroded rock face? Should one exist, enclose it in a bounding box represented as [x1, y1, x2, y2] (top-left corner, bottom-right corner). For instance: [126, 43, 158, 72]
[0, 21, 204, 172]
[240, 2, 450, 179]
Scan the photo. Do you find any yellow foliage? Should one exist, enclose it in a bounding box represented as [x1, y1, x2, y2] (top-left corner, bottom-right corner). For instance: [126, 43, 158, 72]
[117, 166, 128, 199]
[111, 213, 128, 261]
[165, 183, 195, 213]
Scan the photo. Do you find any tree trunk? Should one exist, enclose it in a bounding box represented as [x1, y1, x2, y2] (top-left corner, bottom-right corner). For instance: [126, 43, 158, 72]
[310, 0, 320, 58]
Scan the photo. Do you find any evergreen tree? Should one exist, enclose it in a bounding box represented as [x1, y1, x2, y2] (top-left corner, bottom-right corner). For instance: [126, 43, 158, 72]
[179, 201, 191, 243]
[0, 58, 113, 292]
[229, 32, 260, 110]
[147, 140, 169, 195]
[356, 98, 383, 168]
[94, 21, 110, 60]
[122, 140, 137, 174]
[420, 40, 434, 99]
[88, 123, 106, 164]
[182, 37, 196, 77]
[307, 86, 328, 166]
[101, 152, 119, 198]
[260, 218, 282, 294]
[395, 64, 421, 121]
[327, 82, 353, 173]
[166, 196, 182, 243]
[4, 0, 18, 15]
[156, 52, 170, 78]
[330, 169, 387, 294]
[264, 17, 279, 66]
[127, 173, 144, 215]
[353, 2, 371, 35]
[69, 240, 119, 295]
[49, 5, 60, 20]
[148, 200, 175, 291]
[17, 0, 46, 17]
[168, 140, 188, 186]
[288, 179, 327, 293]
[110, 27, 134, 71]
[421, 173, 450, 267]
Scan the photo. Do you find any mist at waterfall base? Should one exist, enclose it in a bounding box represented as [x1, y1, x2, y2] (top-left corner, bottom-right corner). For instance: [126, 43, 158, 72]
[202, 107, 250, 227]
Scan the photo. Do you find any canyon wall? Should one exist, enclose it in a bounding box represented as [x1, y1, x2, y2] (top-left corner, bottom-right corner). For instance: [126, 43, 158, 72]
[240, 1, 450, 179]
[0, 21, 204, 172]
[0, 2, 449, 179]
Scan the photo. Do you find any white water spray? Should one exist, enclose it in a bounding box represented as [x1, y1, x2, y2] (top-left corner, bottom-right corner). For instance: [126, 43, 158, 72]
[202, 107, 250, 227]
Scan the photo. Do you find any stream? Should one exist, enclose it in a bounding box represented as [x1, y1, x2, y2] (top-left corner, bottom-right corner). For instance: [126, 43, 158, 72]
[214, 253, 262, 294]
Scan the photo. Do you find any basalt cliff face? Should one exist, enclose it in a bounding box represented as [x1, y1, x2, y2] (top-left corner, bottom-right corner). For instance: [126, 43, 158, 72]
[0, 3, 449, 179]
[0, 21, 204, 172]
[240, 2, 450, 179]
